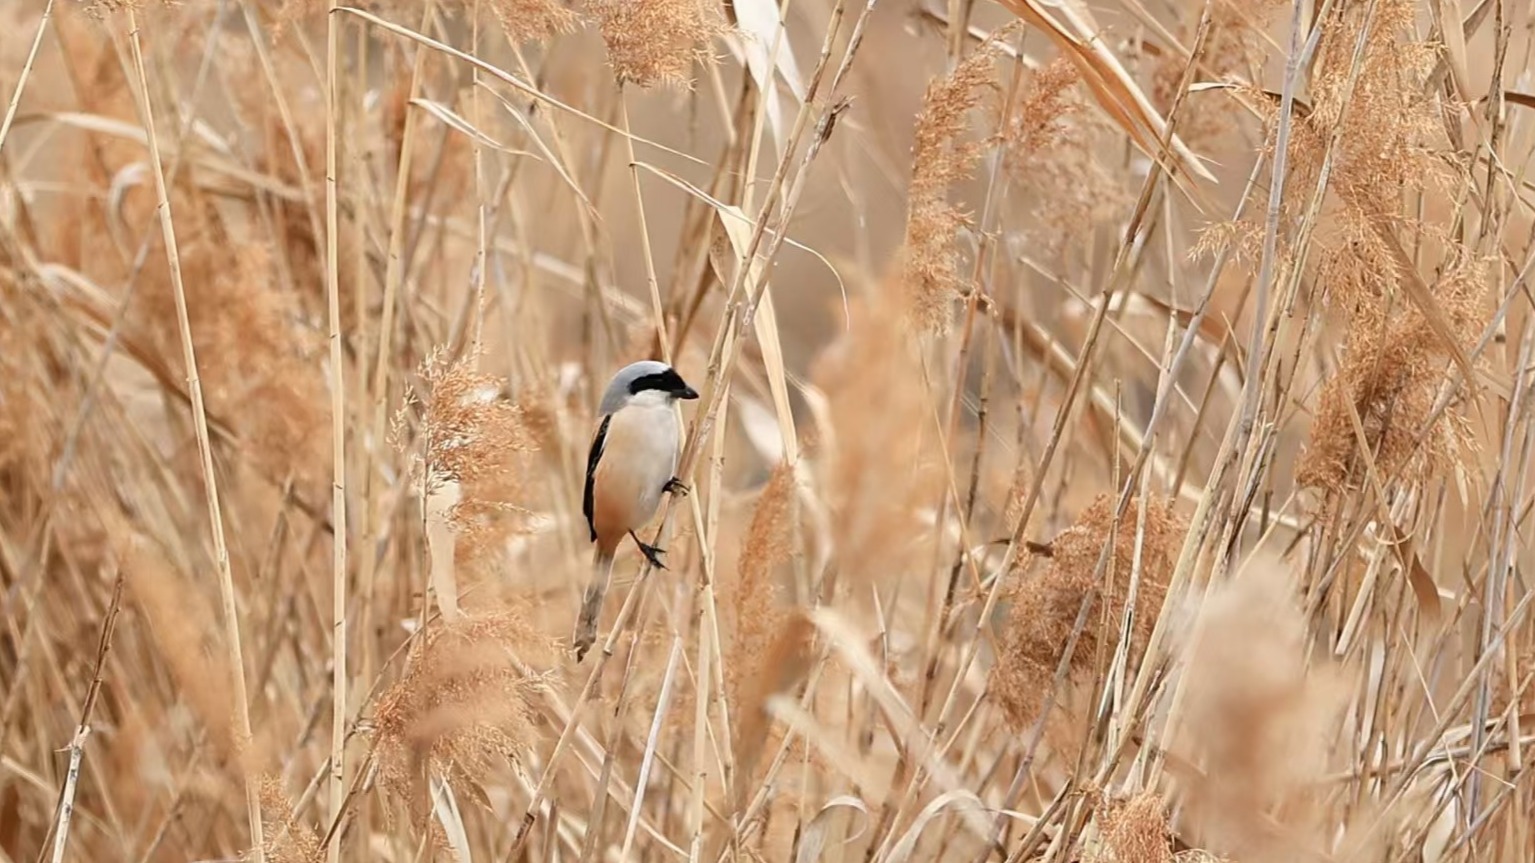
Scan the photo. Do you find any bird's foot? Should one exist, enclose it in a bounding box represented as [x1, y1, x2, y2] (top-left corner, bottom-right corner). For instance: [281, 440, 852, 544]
[637, 541, 668, 570]
[663, 476, 690, 497]
[630, 532, 668, 570]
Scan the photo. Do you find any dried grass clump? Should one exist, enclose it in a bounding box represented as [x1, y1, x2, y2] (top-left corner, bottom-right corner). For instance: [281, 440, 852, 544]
[1299, 8, 1456, 326]
[402, 349, 529, 487]
[1003, 57, 1082, 162]
[396, 350, 538, 618]
[1088, 790, 1173, 863]
[1002, 56, 1128, 259]
[373, 608, 554, 830]
[990, 494, 1186, 731]
[899, 38, 1005, 332]
[1298, 255, 1488, 492]
[589, 0, 726, 88]
[1167, 557, 1351, 863]
[11, 0, 1535, 859]
[1188, 0, 1483, 497]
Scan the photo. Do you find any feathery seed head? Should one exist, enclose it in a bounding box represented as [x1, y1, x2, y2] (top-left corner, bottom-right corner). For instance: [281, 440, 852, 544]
[590, 0, 726, 88]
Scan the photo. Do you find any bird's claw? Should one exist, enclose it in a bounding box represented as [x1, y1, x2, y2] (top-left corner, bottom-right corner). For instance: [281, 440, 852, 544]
[636, 540, 668, 570]
[664, 476, 690, 497]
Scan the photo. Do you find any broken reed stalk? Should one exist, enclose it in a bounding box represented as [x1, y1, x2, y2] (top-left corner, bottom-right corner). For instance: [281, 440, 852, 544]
[323, 0, 350, 860]
[41, 575, 122, 863]
[47, 726, 90, 863]
[121, 8, 266, 859]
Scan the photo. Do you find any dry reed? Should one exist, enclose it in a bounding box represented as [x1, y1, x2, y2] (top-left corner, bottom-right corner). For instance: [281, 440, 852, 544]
[3, 0, 1534, 861]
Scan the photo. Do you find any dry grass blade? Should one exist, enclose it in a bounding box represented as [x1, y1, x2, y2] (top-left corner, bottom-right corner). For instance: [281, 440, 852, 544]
[728, 0, 805, 152]
[794, 796, 871, 863]
[712, 205, 799, 463]
[884, 790, 1033, 863]
[475, 83, 596, 212]
[429, 776, 474, 862]
[410, 97, 539, 158]
[0, 0, 52, 156]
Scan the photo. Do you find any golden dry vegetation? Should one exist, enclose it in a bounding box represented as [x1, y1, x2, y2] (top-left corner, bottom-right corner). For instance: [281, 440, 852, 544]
[2, 0, 1534, 861]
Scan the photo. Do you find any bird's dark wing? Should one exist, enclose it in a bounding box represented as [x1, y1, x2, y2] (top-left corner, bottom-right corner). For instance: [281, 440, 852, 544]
[582, 415, 611, 543]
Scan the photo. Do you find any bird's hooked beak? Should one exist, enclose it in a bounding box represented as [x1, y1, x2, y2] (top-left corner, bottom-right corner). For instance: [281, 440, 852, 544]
[677, 385, 699, 400]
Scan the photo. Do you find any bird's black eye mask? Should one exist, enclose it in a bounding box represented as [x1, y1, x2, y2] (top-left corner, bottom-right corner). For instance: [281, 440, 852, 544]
[628, 368, 699, 399]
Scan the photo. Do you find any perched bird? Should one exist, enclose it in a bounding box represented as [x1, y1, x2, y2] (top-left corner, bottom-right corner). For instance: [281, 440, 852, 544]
[573, 360, 699, 660]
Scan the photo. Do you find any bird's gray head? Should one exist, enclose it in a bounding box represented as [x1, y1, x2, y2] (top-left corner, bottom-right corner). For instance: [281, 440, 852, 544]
[598, 360, 700, 416]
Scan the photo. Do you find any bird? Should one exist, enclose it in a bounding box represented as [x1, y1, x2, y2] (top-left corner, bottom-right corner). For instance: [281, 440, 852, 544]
[573, 359, 699, 661]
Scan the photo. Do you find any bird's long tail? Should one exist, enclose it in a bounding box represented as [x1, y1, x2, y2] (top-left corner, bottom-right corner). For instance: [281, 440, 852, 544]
[573, 549, 615, 662]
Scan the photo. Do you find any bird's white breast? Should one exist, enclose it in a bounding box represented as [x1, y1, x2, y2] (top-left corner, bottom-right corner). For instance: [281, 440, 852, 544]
[593, 400, 681, 537]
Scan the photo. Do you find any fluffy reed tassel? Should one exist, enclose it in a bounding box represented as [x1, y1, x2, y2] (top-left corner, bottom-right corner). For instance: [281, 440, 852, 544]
[898, 34, 1008, 332]
[990, 494, 1185, 731]
[395, 348, 532, 618]
[373, 609, 554, 832]
[1002, 57, 1127, 260]
[590, 0, 726, 88]
[1166, 557, 1352, 863]
[489, 0, 581, 44]
[724, 464, 807, 809]
[1088, 790, 1173, 863]
[257, 774, 324, 863]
